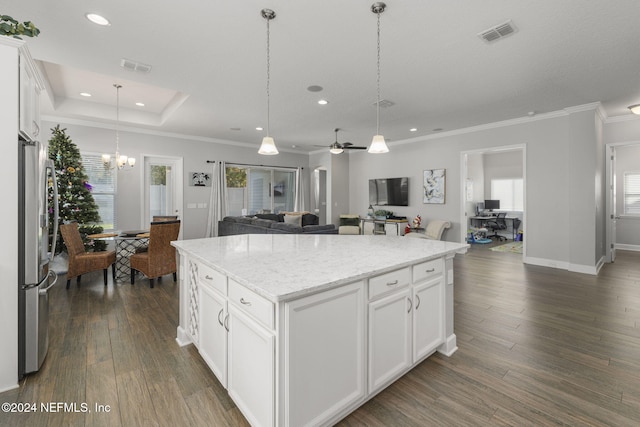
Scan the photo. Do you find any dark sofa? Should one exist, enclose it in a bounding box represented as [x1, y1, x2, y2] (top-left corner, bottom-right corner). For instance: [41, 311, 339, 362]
[218, 213, 337, 236]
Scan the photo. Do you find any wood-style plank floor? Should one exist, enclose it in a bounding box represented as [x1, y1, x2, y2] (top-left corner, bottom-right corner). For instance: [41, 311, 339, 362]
[2, 246, 640, 426]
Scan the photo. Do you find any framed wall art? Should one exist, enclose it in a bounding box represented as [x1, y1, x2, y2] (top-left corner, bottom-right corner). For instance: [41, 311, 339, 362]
[190, 172, 211, 187]
[423, 168, 445, 204]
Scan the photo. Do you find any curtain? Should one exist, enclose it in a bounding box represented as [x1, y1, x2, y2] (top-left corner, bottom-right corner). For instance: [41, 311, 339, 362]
[205, 161, 227, 237]
[294, 167, 306, 212]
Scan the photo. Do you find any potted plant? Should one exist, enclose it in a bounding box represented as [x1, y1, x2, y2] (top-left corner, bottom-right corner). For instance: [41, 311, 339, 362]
[0, 14, 40, 39]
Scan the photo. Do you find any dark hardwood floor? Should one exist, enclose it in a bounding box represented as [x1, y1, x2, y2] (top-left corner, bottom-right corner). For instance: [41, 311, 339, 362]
[2, 247, 640, 426]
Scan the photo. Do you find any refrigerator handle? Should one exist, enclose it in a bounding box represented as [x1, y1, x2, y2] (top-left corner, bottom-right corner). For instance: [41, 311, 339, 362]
[46, 159, 59, 261]
[39, 270, 58, 295]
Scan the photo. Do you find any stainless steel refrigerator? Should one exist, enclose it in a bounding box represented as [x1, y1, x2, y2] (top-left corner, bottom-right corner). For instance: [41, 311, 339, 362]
[18, 136, 58, 377]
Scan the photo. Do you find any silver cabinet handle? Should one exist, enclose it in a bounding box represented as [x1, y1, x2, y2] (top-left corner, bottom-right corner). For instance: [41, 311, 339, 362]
[407, 297, 412, 313]
[386, 280, 399, 286]
[415, 294, 421, 310]
[218, 309, 224, 326]
[240, 297, 252, 306]
[425, 268, 435, 273]
[224, 314, 229, 332]
[205, 275, 213, 280]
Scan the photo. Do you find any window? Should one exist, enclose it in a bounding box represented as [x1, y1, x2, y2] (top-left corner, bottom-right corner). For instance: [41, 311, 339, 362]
[490, 178, 523, 211]
[81, 152, 116, 230]
[624, 172, 640, 215]
[225, 165, 296, 215]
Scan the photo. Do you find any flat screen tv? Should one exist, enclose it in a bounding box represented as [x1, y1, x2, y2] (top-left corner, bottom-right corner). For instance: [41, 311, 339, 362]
[369, 177, 409, 206]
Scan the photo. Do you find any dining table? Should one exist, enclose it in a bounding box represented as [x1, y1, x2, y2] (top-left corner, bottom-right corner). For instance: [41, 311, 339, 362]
[87, 230, 149, 282]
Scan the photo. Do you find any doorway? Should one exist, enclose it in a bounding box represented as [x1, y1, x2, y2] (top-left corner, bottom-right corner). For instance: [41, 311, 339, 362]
[606, 142, 640, 263]
[142, 155, 183, 232]
[460, 145, 526, 259]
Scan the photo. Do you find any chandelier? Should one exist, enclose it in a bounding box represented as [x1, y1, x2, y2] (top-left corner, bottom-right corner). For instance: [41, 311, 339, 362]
[102, 84, 136, 169]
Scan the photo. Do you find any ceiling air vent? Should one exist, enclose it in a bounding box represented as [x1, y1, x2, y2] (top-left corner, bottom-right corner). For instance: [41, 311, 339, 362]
[478, 20, 517, 43]
[375, 99, 395, 108]
[120, 58, 152, 73]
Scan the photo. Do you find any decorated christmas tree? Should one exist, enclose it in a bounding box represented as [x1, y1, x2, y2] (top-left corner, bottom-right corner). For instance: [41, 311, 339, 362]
[48, 125, 106, 252]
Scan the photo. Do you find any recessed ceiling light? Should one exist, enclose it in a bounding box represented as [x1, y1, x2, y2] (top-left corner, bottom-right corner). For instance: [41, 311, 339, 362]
[80, 92, 92, 97]
[230, 127, 241, 131]
[318, 99, 328, 105]
[135, 102, 145, 107]
[410, 128, 417, 132]
[256, 127, 263, 131]
[307, 85, 323, 92]
[432, 128, 443, 132]
[85, 13, 110, 26]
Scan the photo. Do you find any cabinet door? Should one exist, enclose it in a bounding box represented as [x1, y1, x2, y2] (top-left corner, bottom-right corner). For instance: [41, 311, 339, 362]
[199, 284, 227, 387]
[368, 288, 412, 394]
[285, 281, 366, 427]
[413, 277, 444, 362]
[228, 304, 274, 427]
[19, 57, 34, 140]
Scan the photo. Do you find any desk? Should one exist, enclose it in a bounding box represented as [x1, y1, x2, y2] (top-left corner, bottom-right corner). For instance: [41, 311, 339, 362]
[89, 231, 149, 282]
[469, 216, 520, 240]
[360, 217, 409, 235]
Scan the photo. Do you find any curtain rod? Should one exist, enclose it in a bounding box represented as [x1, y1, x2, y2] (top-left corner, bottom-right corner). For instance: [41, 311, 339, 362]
[207, 160, 302, 170]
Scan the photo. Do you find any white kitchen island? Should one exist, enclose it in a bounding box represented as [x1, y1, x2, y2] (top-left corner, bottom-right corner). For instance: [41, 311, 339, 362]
[172, 234, 468, 427]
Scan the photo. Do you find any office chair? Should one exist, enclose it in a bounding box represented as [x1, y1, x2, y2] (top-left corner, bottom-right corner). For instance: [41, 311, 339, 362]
[486, 212, 507, 241]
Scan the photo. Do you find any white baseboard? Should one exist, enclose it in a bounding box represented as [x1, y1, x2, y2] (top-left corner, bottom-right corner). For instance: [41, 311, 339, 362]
[175, 326, 192, 347]
[523, 256, 600, 275]
[615, 243, 640, 252]
[0, 382, 19, 393]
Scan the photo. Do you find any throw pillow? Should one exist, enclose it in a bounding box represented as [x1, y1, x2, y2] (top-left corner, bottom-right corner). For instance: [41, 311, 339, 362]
[284, 214, 302, 226]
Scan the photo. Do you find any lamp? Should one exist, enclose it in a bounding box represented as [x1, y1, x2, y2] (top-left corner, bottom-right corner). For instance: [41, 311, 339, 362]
[368, 2, 389, 154]
[103, 84, 135, 169]
[329, 142, 344, 154]
[629, 104, 640, 115]
[258, 9, 279, 155]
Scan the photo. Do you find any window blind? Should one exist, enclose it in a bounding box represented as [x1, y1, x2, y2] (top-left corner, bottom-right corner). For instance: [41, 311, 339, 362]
[624, 172, 640, 215]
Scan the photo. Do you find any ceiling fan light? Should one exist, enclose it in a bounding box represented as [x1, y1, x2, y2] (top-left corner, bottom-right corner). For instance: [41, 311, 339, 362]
[368, 135, 389, 153]
[629, 104, 640, 115]
[258, 137, 279, 155]
[330, 144, 344, 154]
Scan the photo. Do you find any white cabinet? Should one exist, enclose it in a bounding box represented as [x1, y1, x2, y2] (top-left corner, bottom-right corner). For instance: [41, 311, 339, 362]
[228, 304, 274, 427]
[19, 54, 41, 141]
[199, 280, 228, 387]
[284, 281, 366, 427]
[368, 259, 445, 393]
[368, 288, 412, 394]
[413, 277, 443, 362]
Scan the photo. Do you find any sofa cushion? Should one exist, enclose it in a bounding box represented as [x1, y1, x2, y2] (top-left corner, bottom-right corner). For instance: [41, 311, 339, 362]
[235, 216, 254, 224]
[252, 218, 275, 227]
[301, 213, 319, 226]
[284, 214, 302, 226]
[223, 216, 239, 222]
[255, 213, 282, 222]
[271, 222, 303, 233]
[302, 224, 336, 233]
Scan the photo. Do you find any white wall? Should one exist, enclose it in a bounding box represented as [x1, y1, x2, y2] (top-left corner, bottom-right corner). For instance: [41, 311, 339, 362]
[348, 106, 606, 272]
[40, 120, 311, 240]
[482, 150, 523, 197]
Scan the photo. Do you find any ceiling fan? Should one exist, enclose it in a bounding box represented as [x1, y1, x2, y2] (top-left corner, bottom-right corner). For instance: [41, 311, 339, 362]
[317, 128, 367, 154]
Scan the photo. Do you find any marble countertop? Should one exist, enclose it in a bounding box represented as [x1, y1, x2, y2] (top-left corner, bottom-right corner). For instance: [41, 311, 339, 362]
[173, 234, 468, 302]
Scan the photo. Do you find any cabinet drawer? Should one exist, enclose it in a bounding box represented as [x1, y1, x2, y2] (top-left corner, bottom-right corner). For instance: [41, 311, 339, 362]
[198, 262, 227, 295]
[412, 258, 443, 283]
[368, 267, 410, 300]
[229, 279, 275, 329]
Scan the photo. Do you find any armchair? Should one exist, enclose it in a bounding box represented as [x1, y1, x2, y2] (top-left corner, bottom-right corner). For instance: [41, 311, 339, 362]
[59, 222, 116, 289]
[404, 220, 451, 240]
[130, 220, 181, 288]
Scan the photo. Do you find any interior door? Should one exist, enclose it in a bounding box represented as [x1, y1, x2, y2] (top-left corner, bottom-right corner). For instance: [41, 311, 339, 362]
[143, 156, 183, 230]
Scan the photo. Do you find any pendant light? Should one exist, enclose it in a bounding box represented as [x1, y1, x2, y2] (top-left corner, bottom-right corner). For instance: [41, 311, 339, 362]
[368, 2, 389, 154]
[102, 84, 136, 169]
[258, 9, 279, 155]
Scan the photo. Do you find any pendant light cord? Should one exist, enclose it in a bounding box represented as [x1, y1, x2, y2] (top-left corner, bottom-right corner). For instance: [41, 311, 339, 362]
[376, 10, 381, 135]
[115, 84, 121, 156]
[266, 16, 271, 137]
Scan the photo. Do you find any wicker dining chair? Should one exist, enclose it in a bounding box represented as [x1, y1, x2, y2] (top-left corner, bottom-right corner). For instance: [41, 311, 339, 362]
[59, 222, 116, 289]
[130, 220, 181, 288]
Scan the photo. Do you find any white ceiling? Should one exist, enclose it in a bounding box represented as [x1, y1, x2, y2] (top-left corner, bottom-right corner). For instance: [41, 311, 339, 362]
[5, 1, 640, 153]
